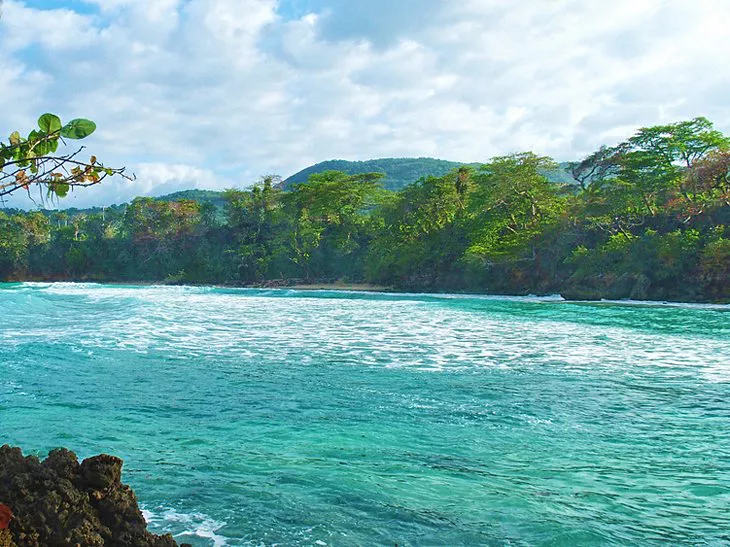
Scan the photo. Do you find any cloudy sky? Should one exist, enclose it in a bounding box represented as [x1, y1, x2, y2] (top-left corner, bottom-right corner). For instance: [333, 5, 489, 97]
[1, 0, 729, 208]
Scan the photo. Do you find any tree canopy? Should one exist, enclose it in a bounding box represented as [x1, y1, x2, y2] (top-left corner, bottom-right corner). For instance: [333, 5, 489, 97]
[1, 117, 728, 302]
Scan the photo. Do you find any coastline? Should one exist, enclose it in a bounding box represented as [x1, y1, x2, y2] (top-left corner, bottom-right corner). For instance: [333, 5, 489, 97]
[286, 282, 392, 292]
[3, 279, 730, 307]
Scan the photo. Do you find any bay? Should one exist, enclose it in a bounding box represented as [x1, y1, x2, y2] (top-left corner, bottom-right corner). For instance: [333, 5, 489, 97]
[1, 283, 728, 545]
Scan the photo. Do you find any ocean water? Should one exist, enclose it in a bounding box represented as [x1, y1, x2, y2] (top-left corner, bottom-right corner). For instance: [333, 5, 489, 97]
[1, 283, 729, 546]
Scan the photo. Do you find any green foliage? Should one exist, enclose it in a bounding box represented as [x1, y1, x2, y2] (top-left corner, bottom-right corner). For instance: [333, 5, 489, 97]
[284, 171, 386, 279]
[283, 157, 476, 192]
[0, 113, 121, 200]
[466, 153, 565, 260]
[60, 119, 97, 140]
[699, 234, 730, 300]
[1, 117, 728, 302]
[38, 114, 62, 135]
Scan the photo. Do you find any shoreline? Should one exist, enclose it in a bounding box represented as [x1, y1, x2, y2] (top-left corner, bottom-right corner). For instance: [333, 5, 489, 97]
[3, 279, 729, 307]
[286, 283, 392, 292]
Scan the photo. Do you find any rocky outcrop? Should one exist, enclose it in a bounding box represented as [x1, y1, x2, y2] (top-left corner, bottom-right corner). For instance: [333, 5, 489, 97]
[0, 445, 186, 547]
[559, 271, 719, 303]
[560, 273, 654, 301]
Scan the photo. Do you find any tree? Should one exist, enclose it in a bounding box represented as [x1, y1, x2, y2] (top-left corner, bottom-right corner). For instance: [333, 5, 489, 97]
[284, 171, 385, 279]
[365, 168, 472, 286]
[572, 118, 730, 235]
[224, 176, 288, 283]
[683, 149, 730, 209]
[0, 113, 128, 201]
[568, 145, 621, 190]
[628, 117, 729, 169]
[467, 152, 565, 261]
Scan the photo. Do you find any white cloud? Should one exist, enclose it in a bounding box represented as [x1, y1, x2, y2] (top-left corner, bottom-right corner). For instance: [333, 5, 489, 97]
[1, 0, 729, 208]
[1, 2, 98, 51]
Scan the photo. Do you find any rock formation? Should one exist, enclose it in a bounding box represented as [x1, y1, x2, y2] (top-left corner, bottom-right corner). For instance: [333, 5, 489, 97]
[0, 445, 188, 547]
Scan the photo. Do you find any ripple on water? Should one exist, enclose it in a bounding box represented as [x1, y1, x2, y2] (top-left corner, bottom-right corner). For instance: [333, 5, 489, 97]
[1, 282, 729, 546]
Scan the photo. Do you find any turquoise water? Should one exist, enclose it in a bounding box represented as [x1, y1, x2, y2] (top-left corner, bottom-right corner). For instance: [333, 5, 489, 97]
[1, 283, 729, 546]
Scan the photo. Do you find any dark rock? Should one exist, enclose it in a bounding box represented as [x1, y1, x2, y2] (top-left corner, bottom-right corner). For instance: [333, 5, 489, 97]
[559, 287, 602, 301]
[629, 274, 651, 300]
[561, 272, 652, 301]
[0, 445, 179, 547]
[43, 449, 80, 480]
[609, 273, 635, 299]
[80, 454, 123, 491]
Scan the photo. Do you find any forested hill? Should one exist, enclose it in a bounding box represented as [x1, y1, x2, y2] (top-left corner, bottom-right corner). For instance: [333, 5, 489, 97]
[283, 157, 575, 191]
[282, 158, 472, 191]
[14, 159, 571, 218]
[155, 189, 227, 208]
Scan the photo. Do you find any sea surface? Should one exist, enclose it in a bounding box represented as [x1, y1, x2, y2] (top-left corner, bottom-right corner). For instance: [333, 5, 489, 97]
[1, 283, 729, 546]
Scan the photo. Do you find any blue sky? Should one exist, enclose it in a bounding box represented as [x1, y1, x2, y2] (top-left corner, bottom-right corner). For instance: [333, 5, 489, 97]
[1, 0, 729, 208]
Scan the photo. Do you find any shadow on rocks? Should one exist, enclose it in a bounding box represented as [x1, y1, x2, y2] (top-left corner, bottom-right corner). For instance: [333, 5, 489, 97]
[0, 445, 192, 547]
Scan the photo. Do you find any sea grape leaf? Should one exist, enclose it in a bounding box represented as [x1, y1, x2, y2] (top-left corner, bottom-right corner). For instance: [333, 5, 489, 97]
[53, 182, 70, 198]
[38, 113, 62, 134]
[61, 119, 96, 140]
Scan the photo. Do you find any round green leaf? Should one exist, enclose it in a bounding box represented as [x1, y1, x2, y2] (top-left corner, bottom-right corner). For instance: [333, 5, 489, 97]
[53, 182, 70, 198]
[61, 119, 97, 140]
[34, 141, 49, 156]
[38, 113, 62, 134]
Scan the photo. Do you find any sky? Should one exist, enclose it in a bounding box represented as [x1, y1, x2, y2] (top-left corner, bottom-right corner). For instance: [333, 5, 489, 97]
[1, 0, 729, 208]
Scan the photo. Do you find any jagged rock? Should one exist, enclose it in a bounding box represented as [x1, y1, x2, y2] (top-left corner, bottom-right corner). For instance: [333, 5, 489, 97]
[0, 445, 179, 547]
[609, 273, 636, 299]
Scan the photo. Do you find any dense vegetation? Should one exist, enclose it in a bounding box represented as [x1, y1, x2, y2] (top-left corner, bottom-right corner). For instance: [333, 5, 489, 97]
[282, 157, 575, 192]
[1, 118, 729, 302]
[283, 157, 472, 191]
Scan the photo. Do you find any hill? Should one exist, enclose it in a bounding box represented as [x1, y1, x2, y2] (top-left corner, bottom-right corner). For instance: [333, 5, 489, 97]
[282, 158, 474, 191]
[283, 157, 576, 191]
[13, 159, 576, 216]
[154, 189, 227, 208]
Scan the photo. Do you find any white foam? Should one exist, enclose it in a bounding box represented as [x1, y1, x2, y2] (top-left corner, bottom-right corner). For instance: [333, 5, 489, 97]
[3, 283, 728, 383]
[142, 506, 228, 546]
[13, 281, 730, 309]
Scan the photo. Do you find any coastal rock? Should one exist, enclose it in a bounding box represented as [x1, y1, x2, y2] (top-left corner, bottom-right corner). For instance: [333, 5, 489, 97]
[561, 273, 653, 301]
[629, 274, 651, 300]
[0, 445, 181, 547]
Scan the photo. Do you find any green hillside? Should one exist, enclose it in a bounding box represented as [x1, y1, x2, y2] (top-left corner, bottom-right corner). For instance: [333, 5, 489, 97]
[282, 158, 473, 191]
[26, 159, 575, 217]
[283, 157, 575, 191]
[155, 189, 228, 208]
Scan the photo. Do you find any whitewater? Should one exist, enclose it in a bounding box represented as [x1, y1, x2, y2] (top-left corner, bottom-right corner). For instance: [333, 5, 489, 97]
[1, 283, 729, 545]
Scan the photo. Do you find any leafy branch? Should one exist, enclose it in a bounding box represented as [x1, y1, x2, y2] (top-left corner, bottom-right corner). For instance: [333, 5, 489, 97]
[0, 113, 132, 201]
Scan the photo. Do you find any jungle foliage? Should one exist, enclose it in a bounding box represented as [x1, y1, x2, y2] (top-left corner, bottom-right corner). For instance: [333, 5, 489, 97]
[1, 117, 729, 302]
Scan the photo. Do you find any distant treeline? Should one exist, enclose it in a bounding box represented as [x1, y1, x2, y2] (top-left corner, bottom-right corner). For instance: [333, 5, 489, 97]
[1, 117, 729, 302]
